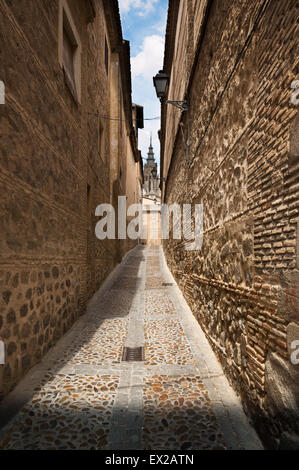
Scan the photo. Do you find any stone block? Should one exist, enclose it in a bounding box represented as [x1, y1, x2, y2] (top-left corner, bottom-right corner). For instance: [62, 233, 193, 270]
[265, 352, 299, 433]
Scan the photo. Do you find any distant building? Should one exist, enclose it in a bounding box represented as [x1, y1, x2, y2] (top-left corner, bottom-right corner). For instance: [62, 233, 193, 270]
[142, 138, 161, 246]
[143, 137, 161, 203]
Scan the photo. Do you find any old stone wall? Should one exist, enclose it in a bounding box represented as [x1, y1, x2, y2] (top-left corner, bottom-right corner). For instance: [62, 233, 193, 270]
[162, 0, 299, 448]
[0, 0, 139, 400]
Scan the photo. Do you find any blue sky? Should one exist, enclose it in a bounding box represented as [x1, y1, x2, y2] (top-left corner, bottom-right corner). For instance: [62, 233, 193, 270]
[119, 0, 168, 168]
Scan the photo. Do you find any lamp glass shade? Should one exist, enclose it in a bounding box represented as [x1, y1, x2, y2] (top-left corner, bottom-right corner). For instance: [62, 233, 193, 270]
[153, 71, 169, 99]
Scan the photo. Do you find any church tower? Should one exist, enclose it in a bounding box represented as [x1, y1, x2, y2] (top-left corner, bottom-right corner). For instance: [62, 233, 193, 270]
[143, 136, 161, 201]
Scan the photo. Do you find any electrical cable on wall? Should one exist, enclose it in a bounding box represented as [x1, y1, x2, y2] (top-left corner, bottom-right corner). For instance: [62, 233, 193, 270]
[87, 112, 160, 122]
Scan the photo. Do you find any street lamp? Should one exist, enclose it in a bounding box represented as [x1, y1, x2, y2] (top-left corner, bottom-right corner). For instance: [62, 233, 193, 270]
[153, 70, 188, 111]
[153, 70, 169, 100]
[153, 70, 191, 167]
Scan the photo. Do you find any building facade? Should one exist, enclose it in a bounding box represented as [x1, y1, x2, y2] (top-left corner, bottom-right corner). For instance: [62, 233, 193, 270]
[142, 139, 161, 246]
[159, 0, 299, 449]
[143, 137, 161, 202]
[0, 0, 143, 400]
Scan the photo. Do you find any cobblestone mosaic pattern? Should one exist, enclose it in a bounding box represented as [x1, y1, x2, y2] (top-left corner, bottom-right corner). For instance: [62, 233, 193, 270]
[110, 276, 141, 291]
[145, 292, 176, 315]
[123, 255, 145, 265]
[146, 260, 160, 266]
[55, 319, 128, 366]
[120, 266, 140, 276]
[142, 375, 226, 450]
[146, 271, 161, 278]
[146, 270, 161, 278]
[0, 246, 261, 451]
[98, 291, 136, 318]
[146, 261, 160, 267]
[145, 277, 167, 290]
[146, 267, 160, 275]
[0, 375, 119, 450]
[144, 320, 194, 365]
[146, 265, 161, 276]
[146, 256, 160, 264]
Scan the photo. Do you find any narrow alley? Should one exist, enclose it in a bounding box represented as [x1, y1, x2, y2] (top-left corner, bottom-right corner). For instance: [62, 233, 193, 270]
[0, 246, 262, 450]
[1, 0, 298, 454]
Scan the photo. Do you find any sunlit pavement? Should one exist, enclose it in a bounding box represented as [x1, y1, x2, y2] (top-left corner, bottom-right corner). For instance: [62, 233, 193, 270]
[0, 246, 263, 450]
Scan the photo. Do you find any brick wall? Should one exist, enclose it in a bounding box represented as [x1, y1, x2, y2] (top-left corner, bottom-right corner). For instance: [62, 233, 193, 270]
[161, 0, 299, 448]
[0, 0, 139, 400]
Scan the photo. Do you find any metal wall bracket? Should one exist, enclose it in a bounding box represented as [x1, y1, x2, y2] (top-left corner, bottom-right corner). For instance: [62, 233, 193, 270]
[167, 100, 189, 112]
[167, 100, 191, 167]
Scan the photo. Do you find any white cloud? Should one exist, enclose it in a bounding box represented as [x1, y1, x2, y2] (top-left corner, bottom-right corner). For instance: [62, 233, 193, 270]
[153, 21, 167, 34]
[119, 0, 159, 16]
[131, 35, 164, 80]
[131, 35, 164, 166]
[152, 8, 168, 34]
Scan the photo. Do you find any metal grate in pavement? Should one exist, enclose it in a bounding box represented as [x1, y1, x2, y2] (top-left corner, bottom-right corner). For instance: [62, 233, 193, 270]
[122, 346, 145, 362]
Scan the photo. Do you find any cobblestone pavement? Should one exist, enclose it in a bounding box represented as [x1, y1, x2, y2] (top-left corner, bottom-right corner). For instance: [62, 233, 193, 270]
[0, 246, 263, 450]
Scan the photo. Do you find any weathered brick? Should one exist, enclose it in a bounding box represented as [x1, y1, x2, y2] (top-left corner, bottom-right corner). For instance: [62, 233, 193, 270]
[0, 1, 143, 400]
[161, 0, 298, 449]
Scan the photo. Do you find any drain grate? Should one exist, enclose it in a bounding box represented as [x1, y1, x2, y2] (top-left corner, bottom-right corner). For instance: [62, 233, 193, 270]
[122, 346, 145, 362]
[162, 282, 173, 287]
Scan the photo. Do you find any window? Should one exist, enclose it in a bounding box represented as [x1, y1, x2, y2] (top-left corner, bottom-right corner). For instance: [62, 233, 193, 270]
[59, 0, 81, 103]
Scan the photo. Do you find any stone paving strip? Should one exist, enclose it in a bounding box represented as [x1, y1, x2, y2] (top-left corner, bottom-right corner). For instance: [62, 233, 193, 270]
[0, 245, 263, 450]
[110, 276, 142, 291]
[145, 277, 168, 290]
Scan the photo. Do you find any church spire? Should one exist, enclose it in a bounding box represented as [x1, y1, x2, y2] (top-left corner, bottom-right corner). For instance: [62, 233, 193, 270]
[143, 134, 161, 200]
[147, 134, 155, 161]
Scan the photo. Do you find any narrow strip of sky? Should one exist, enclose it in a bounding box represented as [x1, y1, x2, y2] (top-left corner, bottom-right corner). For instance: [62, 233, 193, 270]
[119, 0, 168, 166]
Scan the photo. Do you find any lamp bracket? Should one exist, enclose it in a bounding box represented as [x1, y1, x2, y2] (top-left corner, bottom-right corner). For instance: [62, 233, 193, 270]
[167, 100, 188, 111]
